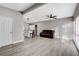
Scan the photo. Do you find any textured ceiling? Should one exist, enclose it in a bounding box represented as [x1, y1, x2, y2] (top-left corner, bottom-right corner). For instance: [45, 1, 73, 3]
[24, 3, 77, 23]
[0, 3, 35, 11]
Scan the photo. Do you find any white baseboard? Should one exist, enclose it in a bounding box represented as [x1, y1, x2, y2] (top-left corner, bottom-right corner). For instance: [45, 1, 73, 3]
[12, 39, 24, 44]
[0, 40, 24, 48]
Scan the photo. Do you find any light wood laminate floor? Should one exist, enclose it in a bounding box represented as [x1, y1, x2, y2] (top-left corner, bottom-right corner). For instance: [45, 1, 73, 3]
[0, 37, 78, 56]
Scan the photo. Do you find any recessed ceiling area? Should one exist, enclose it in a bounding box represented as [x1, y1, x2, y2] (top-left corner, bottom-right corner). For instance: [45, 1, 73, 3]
[0, 3, 35, 11]
[24, 3, 77, 23]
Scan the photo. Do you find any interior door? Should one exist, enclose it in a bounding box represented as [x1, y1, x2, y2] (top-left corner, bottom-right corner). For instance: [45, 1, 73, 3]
[0, 16, 12, 47]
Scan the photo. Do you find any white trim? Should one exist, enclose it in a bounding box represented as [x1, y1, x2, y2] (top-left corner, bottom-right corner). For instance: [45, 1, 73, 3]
[12, 39, 24, 44]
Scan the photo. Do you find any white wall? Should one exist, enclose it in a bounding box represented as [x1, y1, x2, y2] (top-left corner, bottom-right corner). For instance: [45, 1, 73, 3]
[73, 4, 79, 49]
[0, 6, 24, 44]
[35, 17, 73, 40]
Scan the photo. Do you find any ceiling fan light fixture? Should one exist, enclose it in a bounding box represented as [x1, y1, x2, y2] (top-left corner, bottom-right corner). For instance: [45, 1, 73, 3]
[50, 14, 53, 18]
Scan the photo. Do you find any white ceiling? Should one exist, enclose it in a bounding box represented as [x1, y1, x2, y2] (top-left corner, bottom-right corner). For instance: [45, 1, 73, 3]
[24, 3, 77, 23]
[0, 3, 77, 23]
[0, 3, 35, 11]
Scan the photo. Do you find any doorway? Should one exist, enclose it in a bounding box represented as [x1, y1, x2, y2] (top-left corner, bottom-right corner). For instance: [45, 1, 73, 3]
[35, 25, 37, 36]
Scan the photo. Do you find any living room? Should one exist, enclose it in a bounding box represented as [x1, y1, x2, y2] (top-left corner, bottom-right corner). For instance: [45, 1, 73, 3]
[0, 3, 79, 56]
[24, 3, 75, 40]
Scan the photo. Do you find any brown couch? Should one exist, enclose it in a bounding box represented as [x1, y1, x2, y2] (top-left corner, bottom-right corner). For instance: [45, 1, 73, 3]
[40, 30, 55, 38]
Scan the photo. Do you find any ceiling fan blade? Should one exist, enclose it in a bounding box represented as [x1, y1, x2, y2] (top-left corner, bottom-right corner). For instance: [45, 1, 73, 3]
[46, 15, 57, 19]
[52, 16, 56, 18]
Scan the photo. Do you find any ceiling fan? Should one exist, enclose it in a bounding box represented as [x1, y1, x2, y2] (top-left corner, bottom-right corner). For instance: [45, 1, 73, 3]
[47, 14, 57, 19]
